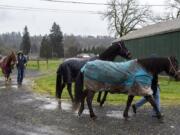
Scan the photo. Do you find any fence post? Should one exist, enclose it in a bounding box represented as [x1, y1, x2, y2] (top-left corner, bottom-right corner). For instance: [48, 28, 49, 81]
[46, 59, 48, 69]
[37, 59, 40, 70]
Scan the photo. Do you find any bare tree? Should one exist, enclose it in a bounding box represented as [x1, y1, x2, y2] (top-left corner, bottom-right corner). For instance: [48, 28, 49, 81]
[103, 0, 151, 37]
[167, 0, 180, 18]
[152, 0, 180, 22]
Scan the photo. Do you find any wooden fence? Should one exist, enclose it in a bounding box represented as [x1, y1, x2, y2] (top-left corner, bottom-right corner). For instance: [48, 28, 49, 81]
[27, 59, 49, 70]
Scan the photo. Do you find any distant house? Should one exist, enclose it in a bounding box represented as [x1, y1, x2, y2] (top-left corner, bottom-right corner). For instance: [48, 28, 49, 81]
[76, 53, 91, 58]
[113, 18, 180, 61]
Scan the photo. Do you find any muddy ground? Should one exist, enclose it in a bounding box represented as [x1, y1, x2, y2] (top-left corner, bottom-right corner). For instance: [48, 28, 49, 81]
[0, 70, 180, 135]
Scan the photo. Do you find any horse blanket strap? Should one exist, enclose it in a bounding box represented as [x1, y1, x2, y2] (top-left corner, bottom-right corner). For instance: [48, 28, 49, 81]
[81, 60, 153, 95]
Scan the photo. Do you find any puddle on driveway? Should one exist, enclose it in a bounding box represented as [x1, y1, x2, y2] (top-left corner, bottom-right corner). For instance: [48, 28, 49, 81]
[106, 110, 124, 119]
[40, 100, 58, 110]
[40, 99, 74, 112]
[15, 97, 34, 104]
[0, 78, 30, 89]
[0, 84, 18, 89]
[106, 110, 133, 119]
[11, 85, 18, 89]
[0, 86, 6, 89]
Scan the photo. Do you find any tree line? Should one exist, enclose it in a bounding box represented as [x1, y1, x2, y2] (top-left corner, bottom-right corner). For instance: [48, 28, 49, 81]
[0, 23, 113, 58]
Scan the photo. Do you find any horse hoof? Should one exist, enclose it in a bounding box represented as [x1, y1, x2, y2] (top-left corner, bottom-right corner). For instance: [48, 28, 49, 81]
[91, 115, 97, 120]
[78, 111, 82, 116]
[97, 99, 100, 103]
[124, 117, 130, 121]
[132, 104, 136, 114]
[100, 103, 104, 107]
[123, 112, 129, 119]
[78, 108, 84, 116]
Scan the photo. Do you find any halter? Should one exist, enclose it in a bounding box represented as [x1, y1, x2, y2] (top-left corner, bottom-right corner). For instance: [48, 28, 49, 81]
[118, 42, 123, 49]
[168, 57, 178, 77]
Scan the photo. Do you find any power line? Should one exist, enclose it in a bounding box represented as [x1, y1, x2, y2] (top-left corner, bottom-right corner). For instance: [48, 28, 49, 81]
[42, 0, 108, 5]
[42, 0, 170, 7]
[0, 4, 103, 14]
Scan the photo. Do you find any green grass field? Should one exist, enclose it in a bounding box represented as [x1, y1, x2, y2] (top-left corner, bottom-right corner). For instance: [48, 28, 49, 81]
[28, 60, 180, 105]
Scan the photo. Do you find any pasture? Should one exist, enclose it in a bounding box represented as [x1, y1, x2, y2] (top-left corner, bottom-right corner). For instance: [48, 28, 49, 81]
[27, 59, 180, 105]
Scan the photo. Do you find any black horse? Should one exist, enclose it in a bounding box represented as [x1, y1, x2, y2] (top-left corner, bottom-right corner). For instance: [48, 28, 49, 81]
[75, 56, 179, 120]
[56, 41, 132, 102]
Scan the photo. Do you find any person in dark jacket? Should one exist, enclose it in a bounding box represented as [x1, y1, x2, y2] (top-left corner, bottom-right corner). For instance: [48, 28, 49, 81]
[16, 51, 27, 85]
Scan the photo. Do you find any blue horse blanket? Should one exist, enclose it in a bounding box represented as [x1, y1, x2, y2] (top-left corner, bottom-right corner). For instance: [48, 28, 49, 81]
[81, 60, 153, 89]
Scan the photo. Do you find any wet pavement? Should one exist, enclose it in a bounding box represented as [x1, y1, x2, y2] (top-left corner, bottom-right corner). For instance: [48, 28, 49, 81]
[0, 70, 180, 135]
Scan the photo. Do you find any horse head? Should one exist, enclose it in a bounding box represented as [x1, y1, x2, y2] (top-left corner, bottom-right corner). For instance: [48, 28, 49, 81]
[113, 41, 132, 60]
[7, 51, 17, 67]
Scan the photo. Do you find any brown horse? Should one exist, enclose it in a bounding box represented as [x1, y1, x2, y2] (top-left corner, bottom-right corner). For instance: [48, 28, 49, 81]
[0, 51, 16, 82]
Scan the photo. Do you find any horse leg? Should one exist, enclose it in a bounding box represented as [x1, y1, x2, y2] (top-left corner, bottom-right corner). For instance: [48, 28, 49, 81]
[86, 90, 96, 119]
[58, 82, 66, 99]
[100, 91, 108, 107]
[7, 73, 11, 82]
[144, 95, 162, 119]
[67, 83, 74, 102]
[78, 89, 88, 116]
[97, 92, 102, 103]
[123, 95, 134, 119]
[5, 74, 8, 82]
[56, 68, 63, 99]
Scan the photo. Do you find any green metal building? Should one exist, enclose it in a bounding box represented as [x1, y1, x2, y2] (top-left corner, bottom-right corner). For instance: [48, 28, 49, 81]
[114, 18, 180, 61]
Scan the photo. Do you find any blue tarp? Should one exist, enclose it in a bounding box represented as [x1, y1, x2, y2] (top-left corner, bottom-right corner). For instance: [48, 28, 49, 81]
[81, 60, 153, 88]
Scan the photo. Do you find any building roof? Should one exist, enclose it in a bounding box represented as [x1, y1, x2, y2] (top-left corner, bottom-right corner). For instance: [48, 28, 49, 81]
[113, 18, 180, 42]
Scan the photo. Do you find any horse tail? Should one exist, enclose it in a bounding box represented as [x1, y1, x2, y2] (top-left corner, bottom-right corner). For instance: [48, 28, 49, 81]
[74, 71, 84, 105]
[56, 65, 63, 98]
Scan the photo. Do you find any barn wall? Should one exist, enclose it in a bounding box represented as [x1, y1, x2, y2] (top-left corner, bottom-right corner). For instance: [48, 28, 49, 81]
[123, 31, 180, 62]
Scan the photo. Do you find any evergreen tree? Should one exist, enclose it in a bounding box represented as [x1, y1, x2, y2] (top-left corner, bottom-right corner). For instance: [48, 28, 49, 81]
[91, 46, 96, 54]
[83, 48, 87, 53]
[49, 22, 64, 58]
[20, 26, 31, 55]
[87, 47, 91, 53]
[40, 36, 51, 58]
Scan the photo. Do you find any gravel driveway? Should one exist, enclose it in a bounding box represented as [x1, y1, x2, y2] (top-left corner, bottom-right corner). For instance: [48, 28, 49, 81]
[0, 70, 180, 135]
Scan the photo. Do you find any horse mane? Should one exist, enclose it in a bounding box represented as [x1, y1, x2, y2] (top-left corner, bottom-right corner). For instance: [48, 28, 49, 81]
[6, 51, 16, 66]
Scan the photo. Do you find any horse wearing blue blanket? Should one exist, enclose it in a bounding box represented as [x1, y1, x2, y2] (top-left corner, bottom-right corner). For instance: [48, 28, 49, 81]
[75, 56, 179, 121]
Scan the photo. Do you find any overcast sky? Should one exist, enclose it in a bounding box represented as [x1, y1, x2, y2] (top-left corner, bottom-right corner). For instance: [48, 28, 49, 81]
[0, 0, 167, 36]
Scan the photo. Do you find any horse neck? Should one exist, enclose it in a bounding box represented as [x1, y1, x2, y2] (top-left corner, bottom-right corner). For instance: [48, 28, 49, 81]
[6, 58, 10, 66]
[98, 45, 117, 61]
[6, 55, 13, 66]
[137, 58, 169, 75]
